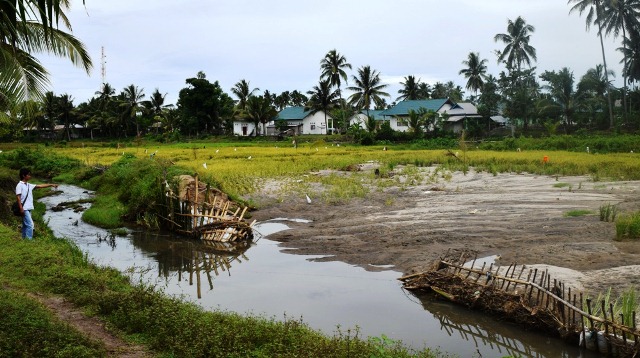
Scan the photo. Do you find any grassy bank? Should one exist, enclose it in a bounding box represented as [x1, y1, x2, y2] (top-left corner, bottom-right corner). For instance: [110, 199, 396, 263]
[0, 158, 441, 357]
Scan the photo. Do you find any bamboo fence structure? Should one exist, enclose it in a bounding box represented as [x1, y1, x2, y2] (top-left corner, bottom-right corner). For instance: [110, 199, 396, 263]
[400, 250, 640, 357]
[159, 175, 254, 242]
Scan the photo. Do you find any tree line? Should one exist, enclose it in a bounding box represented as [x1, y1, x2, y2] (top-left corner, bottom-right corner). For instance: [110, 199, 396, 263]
[2, 1, 640, 142]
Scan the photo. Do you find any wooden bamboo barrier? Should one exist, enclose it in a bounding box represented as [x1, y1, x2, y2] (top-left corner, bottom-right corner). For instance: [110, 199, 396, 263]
[400, 253, 640, 357]
[160, 175, 254, 243]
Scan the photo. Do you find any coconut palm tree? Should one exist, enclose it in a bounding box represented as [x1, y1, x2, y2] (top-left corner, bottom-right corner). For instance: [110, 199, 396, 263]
[0, 0, 91, 115]
[459, 52, 488, 95]
[602, 0, 640, 115]
[121, 84, 145, 137]
[568, 0, 615, 128]
[306, 80, 339, 132]
[494, 16, 537, 72]
[231, 79, 259, 111]
[397, 75, 424, 101]
[58, 93, 75, 141]
[347, 66, 390, 116]
[618, 27, 640, 84]
[320, 49, 352, 103]
[246, 95, 277, 136]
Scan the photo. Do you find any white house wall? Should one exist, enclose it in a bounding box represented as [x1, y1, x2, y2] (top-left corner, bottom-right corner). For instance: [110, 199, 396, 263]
[233, 121, 259, 136]
[303, 111, 330, 135]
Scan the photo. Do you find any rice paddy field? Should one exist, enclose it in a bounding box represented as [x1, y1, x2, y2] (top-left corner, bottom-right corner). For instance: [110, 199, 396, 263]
[49, 140, 640, 201]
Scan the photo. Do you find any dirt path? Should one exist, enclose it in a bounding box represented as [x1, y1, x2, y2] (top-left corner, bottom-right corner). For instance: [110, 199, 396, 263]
[247, 166, 640, 296]
[30, 293, 150, 357]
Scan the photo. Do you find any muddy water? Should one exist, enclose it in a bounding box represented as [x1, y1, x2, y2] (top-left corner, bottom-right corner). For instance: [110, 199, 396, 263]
[41, 185, 600, 357]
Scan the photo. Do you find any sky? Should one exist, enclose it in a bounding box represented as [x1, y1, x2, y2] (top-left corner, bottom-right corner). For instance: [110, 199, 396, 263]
[40, 0, 625, 107]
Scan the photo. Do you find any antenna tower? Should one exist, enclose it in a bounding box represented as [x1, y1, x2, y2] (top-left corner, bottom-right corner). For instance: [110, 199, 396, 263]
[101, 46, 106, 84]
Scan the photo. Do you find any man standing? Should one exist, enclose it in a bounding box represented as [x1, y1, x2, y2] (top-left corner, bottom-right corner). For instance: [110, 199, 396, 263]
[15, 168, 59, 239]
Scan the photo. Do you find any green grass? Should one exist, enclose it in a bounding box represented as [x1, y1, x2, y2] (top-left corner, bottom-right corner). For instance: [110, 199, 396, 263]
[615, 212, 640, 240]
[0, 231, 442, 357]
[563, 209, 594, 217]
[0, 289, 106, 357]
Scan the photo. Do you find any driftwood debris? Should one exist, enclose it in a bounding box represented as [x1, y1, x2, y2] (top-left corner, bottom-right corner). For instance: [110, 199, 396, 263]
[159, 175, 254, 243]
[400, 249, 640, 357]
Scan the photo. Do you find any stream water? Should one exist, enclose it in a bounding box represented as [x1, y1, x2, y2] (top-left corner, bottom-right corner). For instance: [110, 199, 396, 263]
[41, 185, 600, 357]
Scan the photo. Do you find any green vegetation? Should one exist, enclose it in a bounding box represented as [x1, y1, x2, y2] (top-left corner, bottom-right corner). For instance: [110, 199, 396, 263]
[563, 209, 593, 217]
[599, 203, 618, 222]
[0, 289, 105, 357]
[615, 212, 640, 241]
[0, 231, 440, 357]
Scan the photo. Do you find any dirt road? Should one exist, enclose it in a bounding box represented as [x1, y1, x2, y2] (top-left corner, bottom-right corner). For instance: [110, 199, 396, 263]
[248, 166, 640, 296]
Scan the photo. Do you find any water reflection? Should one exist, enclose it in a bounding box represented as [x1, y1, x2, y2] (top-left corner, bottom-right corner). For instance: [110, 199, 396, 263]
[40, 185, 600, 357]
[129, 231, 253, 298]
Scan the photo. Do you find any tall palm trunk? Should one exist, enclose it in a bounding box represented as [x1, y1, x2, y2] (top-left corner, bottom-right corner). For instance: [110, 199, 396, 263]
[595, 0, 615, 129]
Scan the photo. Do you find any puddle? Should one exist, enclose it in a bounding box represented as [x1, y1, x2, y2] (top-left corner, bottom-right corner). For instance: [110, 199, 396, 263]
[40, 185, 599, 357]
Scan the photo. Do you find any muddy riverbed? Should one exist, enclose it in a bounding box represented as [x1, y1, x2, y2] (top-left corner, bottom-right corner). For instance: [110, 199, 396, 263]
[247, 166, 640, 297]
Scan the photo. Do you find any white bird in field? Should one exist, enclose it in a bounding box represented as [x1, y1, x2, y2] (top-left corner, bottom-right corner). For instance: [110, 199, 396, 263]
[215, 149, 219, 153]
[203, 163, 208, 169]
[305, 194, 312, 204]
[234, 148, 237, 151]
[247, 156, 252, 160]
[586, 146, 590, 153]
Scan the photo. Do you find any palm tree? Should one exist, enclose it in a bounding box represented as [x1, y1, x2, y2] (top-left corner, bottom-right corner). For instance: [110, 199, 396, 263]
[602, 0, 640, 116]
[397, 75, 424, 101]
[347, 66, 390, 116]
[231, 79, 259, 111]
[246, 95, 277, 136]
[539, 68, 578, 128]
[568, 0, 615, 129]
[306, 80, 339, 132]
[320, 49, 352, 103]
[494, 16, 537, 72]
[618, 27, 640, 84]
[58, 94, 75, 141]
[0, 1, 91, 114]
[459, 52, 488, 95]
[121, 84, 145, 137]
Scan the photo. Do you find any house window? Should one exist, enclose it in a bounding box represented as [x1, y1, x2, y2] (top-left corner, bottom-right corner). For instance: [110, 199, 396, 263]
[397, 119, 408, 127]
[310, 123, 316, 130]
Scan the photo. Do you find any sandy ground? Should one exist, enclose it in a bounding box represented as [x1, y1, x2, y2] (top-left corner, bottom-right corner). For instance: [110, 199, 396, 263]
[247, 165, 640, 297]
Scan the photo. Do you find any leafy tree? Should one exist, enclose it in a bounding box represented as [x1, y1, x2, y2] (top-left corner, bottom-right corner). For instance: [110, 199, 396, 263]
[494, 16, 537, 72]
[306, 80, 339, 132]
[246, 95, 277, 136]
[498, 68, 540, 130]
[459, 52, 488, 95]
[320, 49, 352, 103]
[347, 65, 390, 116]
[569, 0, 615, 128]
[477, 75, 501, 117]
[177, 72, 235, 136]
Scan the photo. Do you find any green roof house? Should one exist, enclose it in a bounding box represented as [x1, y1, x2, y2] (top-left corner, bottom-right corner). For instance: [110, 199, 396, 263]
[267, 106, 334, 135]
[379, 99, 481, 133]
